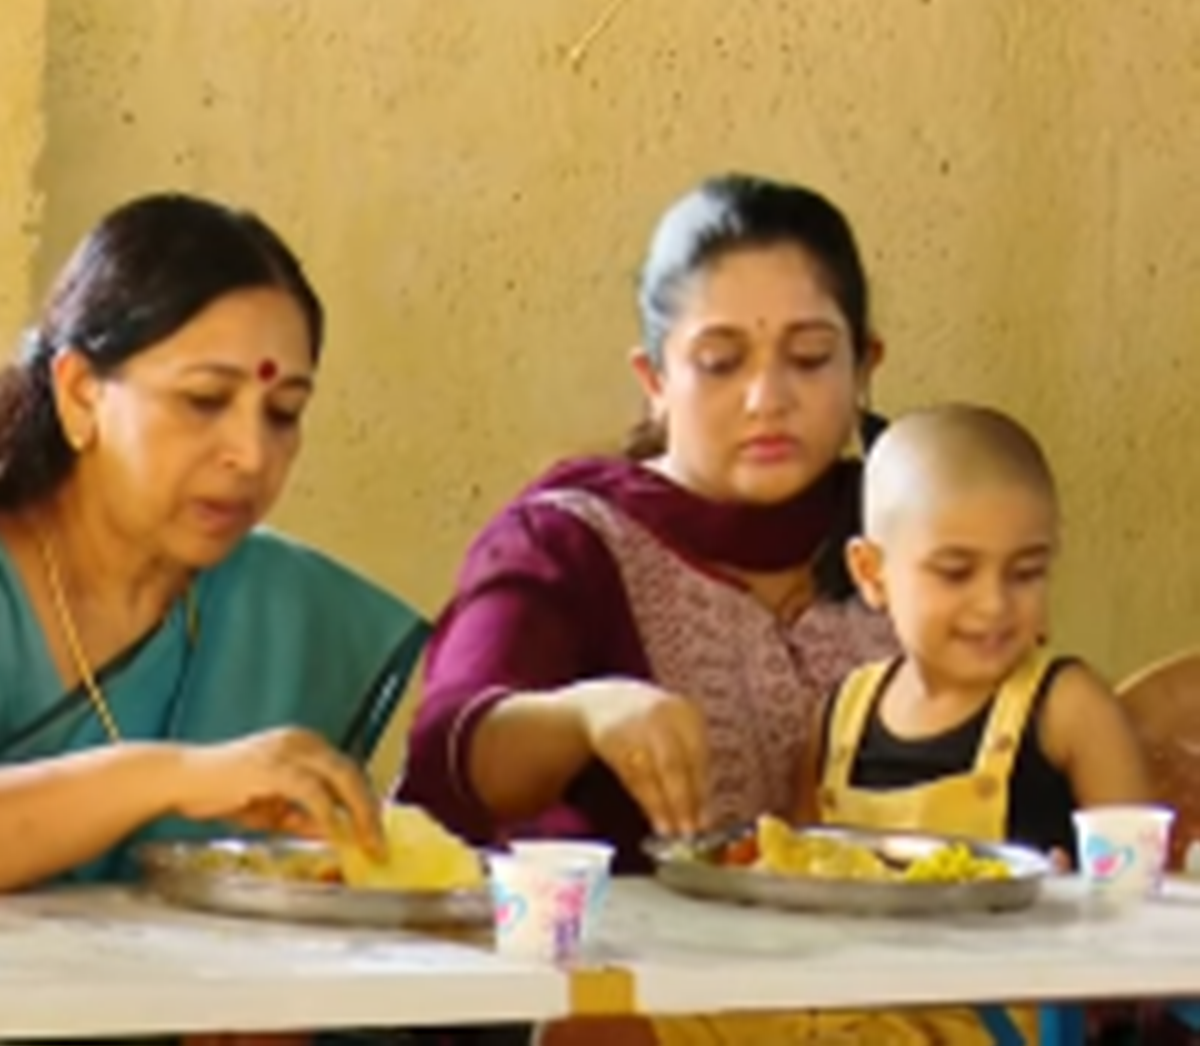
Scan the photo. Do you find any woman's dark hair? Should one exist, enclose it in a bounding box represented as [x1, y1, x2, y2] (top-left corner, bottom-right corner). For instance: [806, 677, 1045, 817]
[625, 172, 873, 460]
[0, 192, 323, 511]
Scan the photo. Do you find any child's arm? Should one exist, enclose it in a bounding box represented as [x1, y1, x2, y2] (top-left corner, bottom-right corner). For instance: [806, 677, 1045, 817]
[1039, 662, 1154, 806]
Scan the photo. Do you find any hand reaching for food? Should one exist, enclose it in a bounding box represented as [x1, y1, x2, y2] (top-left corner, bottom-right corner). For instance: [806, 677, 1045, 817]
[169, 727, 383, 857]
[569, 679, 711, 838]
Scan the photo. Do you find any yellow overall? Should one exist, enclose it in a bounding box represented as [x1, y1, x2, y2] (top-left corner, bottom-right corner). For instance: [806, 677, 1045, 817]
[652, 649, 1050, 1046]
[541, 653, 1054, 1046]
[808, 648, 1052, 1045]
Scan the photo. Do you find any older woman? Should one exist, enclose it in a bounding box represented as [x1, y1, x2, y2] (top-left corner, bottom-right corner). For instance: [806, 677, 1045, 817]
[0, 193, 426, 889]
[398, 172, 896, 873]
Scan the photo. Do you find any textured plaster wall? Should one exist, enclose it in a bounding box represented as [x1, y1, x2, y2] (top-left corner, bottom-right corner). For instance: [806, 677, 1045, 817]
[0, 0, 47, 355]
[21, 1, 1200, 771]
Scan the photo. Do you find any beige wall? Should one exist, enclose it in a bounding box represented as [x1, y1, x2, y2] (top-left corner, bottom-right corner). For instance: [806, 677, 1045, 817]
[9, 3, 1200, 770]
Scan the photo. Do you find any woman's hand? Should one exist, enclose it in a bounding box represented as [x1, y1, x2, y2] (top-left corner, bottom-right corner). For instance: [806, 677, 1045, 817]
[168, 728, 384, 856]
[568, 679, 710, 838]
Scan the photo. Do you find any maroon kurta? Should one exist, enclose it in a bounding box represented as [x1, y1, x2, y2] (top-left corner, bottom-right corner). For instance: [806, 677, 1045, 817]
[397, 457, 897, 871]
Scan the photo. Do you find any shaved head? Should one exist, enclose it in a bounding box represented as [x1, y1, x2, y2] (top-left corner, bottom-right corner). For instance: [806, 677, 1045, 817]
[864, 404, 1058, 544]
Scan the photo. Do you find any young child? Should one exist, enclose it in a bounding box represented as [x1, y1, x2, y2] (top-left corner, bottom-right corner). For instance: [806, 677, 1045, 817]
[798, 403, 1153, 1046]
[806, 402, 1151, 849]
[549, 406, 1153, 1046]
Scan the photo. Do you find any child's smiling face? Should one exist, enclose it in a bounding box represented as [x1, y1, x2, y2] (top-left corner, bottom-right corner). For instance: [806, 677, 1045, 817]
[853, 478, 1058, 690]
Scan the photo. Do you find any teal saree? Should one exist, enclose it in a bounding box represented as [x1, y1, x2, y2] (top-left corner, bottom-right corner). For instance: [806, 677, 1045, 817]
[0, 528, 429, 883]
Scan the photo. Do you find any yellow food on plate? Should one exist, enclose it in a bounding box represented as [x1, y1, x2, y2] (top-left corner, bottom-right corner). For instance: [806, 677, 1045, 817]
[338, 804, 484, 892]
[751, 815, 1011, 883]
[193, 846, 340, 883]
[755, 815, 892, 879]
[902, 842, 1010, 883]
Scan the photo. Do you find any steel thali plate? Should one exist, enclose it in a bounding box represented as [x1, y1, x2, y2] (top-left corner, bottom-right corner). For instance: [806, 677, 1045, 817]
[137, 838, 492, 929]
[644, 823, 1052, 917]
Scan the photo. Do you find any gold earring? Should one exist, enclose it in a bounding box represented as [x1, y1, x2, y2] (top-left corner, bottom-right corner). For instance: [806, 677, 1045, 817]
[844, 416, 865, 461]
[843, 387, 876, 461]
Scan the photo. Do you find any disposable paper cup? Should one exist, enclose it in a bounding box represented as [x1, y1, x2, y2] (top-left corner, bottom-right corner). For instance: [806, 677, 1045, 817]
[507, 840, 615, 943]
[486, 853, 589, 963]
[1073, 804, 1174, 904]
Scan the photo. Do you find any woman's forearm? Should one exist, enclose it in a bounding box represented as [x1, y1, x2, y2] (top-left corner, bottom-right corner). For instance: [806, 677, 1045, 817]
[0, 743, 185, 891]
[468, 688, 595, 821]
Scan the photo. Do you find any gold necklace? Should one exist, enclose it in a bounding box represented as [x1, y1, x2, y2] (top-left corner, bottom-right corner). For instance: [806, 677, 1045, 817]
[34, 527, 123, 743]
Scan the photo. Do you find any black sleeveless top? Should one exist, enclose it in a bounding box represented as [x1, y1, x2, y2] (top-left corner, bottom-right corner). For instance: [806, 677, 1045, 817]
[831, 658, 1076, 855]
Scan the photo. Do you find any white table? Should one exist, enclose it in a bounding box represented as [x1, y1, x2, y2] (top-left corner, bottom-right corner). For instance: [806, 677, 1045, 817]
[2, 877, 1200, 1039]
[606, 878, 1200, 1015]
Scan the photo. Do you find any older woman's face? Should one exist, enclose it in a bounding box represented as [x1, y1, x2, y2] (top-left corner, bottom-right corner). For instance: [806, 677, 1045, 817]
[61, 288, 313, 568]
[635, 245, 869, 505]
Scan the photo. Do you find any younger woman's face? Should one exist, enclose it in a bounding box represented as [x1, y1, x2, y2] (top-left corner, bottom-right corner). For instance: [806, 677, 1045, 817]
[635, 245, 871, 504]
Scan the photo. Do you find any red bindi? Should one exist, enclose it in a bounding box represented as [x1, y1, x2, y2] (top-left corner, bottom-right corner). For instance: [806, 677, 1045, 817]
[257, 358, 278, 382]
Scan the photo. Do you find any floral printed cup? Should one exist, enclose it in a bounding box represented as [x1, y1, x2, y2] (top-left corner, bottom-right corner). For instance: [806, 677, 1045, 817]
[486, 852, 590, 962]
[507, 840, 615, 945]
[1073, 804, 1175, 906]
